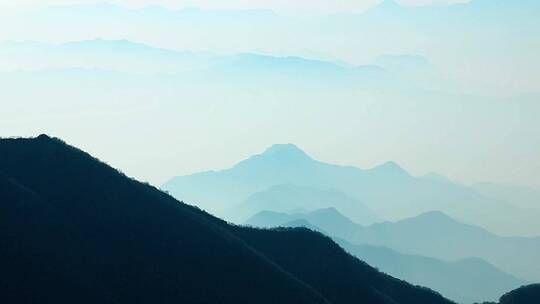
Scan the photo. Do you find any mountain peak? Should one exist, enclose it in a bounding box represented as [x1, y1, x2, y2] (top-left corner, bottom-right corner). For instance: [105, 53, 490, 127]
[416, 210, 456, 223]
[307, 207, 361, 227]
[371, 161, 409, 177]
[373, 0, 403, 11]
[310, 207, 341, 217]
[423, 172, 451, 183]
[262, 144, 312, 160]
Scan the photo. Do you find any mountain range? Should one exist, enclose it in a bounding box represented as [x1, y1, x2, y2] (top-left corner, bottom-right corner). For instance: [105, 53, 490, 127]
[0, 135, 458, 304]
[2, 39, 539, 190]
[245, 208, 540, 283]
[245, 208, 528, 303]
[3, 0, 539, 95]
[0, 39, 394, 89]
[163, 143, 540, 237]
[234, 183, 382, 224]
[471, 182, 540, 211]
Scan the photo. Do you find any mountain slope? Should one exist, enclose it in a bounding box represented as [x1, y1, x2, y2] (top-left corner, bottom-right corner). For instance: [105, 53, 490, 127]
[0, 135, 453, 304]
[233, 226, 451, 304]
[480, 284, 540, 304]
[0, 135, 328, 304]
[336, 240, 526, 304]
[245, 208, 360, 238]
[246, 210, 527, 303]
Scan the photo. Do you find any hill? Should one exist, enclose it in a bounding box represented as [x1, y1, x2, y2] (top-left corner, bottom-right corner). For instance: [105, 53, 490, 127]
[0, 135, 453, 304]
[498, 284, 540, 304]
[477, 284, 540, 304]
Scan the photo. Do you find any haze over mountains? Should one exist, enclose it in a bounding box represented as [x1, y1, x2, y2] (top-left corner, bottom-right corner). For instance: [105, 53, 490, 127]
[2, 0, 539, 303]
[235, 184, 382, 225]
[2, 35, 539, 190]
[245, 207, 539, 279]
[471, 183, 540, 211]
[2, 0, 539, 96]
[0, 39, 394, 85]
[245, 209, 526, 303]
[163, 144, 540, 237]
[163, 143, 540, 302]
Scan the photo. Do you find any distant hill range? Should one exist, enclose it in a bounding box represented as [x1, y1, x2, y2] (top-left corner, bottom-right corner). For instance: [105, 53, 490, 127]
[163, 143, 540, 237]
[245, 208, 529, 303]
[1, 135, 457, 304]
[471, 182, 540, 211]
[245, 207, 540, 283]
[0, 40, 391, 87]
[235, 184, 382, 225]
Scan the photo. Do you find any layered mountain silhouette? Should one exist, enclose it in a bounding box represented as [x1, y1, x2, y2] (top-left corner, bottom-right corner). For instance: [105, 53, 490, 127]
[163, 144, 540, 237]
[0, 39, 218, 73]
[245, 209, 528, 303]
[0, 40, 390, 87]
[0, 135, 454, 304]
[245, 208, 360, 237]
[235, 184, 382, 224]
[471, 183, 540, 210]
[245, 208, 540, 283]
[338, 242, 525, 304]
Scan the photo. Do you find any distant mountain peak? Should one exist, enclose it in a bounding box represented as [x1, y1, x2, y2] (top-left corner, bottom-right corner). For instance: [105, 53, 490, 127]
[374, 0, 403, 10]
[423, 172, 451, 183]
[261, 144, 312, 160]
[307, 207, 361, 226]
[371, 161, 410, 177]
[415, 210, 457, 223]
[310, 207, 341, 216]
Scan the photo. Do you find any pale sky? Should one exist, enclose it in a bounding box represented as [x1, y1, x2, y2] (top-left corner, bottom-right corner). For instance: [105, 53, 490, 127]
[1, 0, 538, 189]
[0, 0, 471, 14]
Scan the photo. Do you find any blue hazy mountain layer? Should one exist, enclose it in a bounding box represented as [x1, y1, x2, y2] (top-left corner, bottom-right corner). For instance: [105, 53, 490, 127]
[471, 182, 540, 210]
[163, 143, 540, 238]
[245, 208, 529, 303]
[234, 184, 382, 225]
[244, 208, 540, 283]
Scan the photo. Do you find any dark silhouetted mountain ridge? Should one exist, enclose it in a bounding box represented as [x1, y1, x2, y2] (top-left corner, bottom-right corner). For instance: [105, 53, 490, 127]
[0, 135, 453, 304]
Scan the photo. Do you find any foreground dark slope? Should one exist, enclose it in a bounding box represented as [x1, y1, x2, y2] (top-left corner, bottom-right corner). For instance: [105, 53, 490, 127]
[477, 284, 540, 304]
[0, 135, 453, 304]
[231, 227, 452, 304]
[0, 135, 326, 304]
